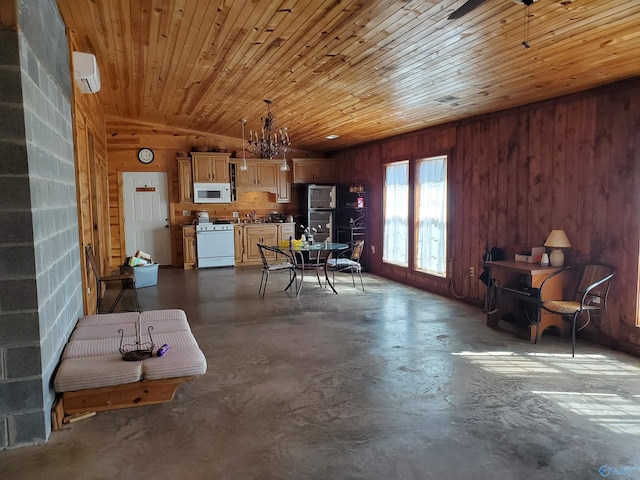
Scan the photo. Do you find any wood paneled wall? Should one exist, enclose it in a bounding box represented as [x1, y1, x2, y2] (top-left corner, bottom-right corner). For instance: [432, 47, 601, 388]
[68, 31, 110, 315]
[0, 1, 16, 27]
[331, 78, 640, 353]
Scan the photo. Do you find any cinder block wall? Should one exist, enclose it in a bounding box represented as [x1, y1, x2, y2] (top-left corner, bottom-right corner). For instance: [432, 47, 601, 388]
[0, 0, 82, 449]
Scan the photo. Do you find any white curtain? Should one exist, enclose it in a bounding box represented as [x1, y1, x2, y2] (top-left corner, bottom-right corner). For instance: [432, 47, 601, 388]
[383, 161, 409, 265]
[416, 157, 447, 276]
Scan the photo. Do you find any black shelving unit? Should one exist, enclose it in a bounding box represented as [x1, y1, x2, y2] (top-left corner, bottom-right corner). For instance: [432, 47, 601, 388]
[337, 185, 368, 270]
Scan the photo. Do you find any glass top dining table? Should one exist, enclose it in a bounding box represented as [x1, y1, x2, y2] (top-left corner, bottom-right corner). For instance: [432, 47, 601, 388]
[272, 242, 349, 295]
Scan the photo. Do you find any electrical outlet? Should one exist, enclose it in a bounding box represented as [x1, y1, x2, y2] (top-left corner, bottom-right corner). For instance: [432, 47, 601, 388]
[469, 267, 475, 277]
[232, 211, 239, 218]
[371, 245, 376, 255]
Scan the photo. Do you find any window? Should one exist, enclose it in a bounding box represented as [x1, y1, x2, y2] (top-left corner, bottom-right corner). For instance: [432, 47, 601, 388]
[415, 156, 447, 277]
[382, 156, 448, 277]
[383, 161, 409, 266]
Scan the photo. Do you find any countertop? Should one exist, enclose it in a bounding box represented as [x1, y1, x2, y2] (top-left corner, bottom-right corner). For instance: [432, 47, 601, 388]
[234, 222, 295, 226]
[182, 221, 295, 228]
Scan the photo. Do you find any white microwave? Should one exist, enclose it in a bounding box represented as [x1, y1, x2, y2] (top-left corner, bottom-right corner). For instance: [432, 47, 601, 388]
[193, 182, 231, 203]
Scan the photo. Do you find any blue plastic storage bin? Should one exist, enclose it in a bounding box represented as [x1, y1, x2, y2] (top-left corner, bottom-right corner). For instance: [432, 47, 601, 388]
[120, 263, 158, 288]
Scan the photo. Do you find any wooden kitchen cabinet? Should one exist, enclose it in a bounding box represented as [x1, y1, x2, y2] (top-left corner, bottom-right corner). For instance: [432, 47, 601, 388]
[236, 161, 277, 189]
[234, 225, 244, 263]
[244, 224, 278, 264]
[191, 152, 230, 183]
[236, 163, 257, 187]
[182, 226, 196, 269]
[276, 164, 291, 203]
[177, 157, 193, 203]
[234, 223, 296, 266]
[256, 162, 277, 187]
[292, 158, 335, 184]
[277, 223, 296, 242]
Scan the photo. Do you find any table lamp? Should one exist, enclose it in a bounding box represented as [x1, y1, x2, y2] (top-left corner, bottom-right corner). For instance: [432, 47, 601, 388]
[544, 230, 571, 267]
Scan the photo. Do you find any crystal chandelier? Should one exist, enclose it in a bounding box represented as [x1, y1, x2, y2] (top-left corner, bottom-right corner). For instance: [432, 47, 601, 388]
[243, 99, 291, 171]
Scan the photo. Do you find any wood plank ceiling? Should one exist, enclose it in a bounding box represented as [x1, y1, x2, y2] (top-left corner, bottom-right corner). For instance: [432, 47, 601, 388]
[57, 0, 640, 152]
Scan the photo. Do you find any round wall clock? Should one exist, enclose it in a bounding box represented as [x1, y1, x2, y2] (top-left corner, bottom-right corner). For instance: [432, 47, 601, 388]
[137, 147, 155, 164]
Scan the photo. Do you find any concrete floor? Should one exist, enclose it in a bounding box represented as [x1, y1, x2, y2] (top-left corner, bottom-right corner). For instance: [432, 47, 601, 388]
[2, 266, 640, 479]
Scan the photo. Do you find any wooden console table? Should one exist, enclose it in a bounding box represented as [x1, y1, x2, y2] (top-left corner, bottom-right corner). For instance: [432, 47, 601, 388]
[484, 260, 571, 343]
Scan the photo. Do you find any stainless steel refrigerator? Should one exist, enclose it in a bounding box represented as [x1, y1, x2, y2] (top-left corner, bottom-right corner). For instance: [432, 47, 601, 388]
[300, 184, 336, 243]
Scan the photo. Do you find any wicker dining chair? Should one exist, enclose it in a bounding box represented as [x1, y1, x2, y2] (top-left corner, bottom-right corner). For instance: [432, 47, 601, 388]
[326, 240, 365, 291]
[257, 244, 298, 297]
[539, 263, 615, 357]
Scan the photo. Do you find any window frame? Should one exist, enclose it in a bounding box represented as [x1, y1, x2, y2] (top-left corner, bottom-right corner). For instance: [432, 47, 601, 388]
[382, 160, 410, 267]
[413, 155, 448, 278]
[381, 154, 449, 278]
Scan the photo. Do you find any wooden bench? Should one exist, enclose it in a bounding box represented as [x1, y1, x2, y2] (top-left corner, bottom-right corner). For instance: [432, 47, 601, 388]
[53, 309, 207, 416]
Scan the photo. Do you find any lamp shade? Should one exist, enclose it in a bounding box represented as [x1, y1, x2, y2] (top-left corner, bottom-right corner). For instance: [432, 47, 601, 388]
[544, 230, 571, 248]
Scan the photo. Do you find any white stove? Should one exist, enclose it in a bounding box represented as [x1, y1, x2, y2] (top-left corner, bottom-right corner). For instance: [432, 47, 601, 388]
[195, 222, 235, 268]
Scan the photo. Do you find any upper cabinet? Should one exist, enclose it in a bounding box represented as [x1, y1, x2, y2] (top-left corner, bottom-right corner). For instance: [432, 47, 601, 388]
[276, 163, 291, 203]
[233, 159, 291, 203]
[177, 157, 193, 203]
[192, 152, 230, 183]
[236, 161, 277, 189]
[292, 158, 335, 184]
[256, 162, 277, 187]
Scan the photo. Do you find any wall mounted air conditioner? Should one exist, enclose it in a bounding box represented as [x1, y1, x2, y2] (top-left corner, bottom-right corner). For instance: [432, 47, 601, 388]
[73, 52, 101, 94]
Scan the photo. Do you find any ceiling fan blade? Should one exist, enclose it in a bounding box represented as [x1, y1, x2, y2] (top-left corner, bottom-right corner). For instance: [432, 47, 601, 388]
[447, 0, 490, 20]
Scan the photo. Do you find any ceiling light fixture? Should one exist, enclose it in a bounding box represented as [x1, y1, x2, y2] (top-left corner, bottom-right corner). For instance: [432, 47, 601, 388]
[239, 118, 248, 171]
[516, 0, 537, 48]
[326, 134, 339, 140]
[245, 99, 290, 171]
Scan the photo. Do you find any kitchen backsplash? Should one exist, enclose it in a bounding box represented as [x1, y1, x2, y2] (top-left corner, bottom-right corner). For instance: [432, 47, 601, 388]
[175, 191, 299, 225]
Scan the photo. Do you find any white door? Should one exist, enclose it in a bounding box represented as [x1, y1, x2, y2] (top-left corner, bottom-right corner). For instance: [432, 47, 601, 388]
[123, 172, 172, 265]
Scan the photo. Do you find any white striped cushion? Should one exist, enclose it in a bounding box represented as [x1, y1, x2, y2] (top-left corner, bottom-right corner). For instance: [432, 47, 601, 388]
[57, 309, 205, 392]
[70, 324, 136, 341]
[62, 337, 134, 359]
[72, 312, 190, 340]
[140, 309, 188, 323]
[143, 331, 199, 349]
[141, 317, 190, 334]
[142, 346, 207, 380]
[63, 332, 198, 360]
[77, 312, 140, 327]
[54, 355, 142, 392]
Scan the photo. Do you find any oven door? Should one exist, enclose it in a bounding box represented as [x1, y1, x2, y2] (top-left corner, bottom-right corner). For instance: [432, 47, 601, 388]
[196, 229, 235, 267]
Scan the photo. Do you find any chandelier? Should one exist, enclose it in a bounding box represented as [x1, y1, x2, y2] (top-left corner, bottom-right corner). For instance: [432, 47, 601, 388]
[240, 99, 290, 171]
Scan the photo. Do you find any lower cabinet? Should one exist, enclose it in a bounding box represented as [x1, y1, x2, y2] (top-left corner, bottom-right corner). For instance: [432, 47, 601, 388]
[245, 225, 278, 263]
[234, 223, 296, 266]
[278, 223, 295, 243]
[234, 225, 244, 263]
[182, 226, 196, 269]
